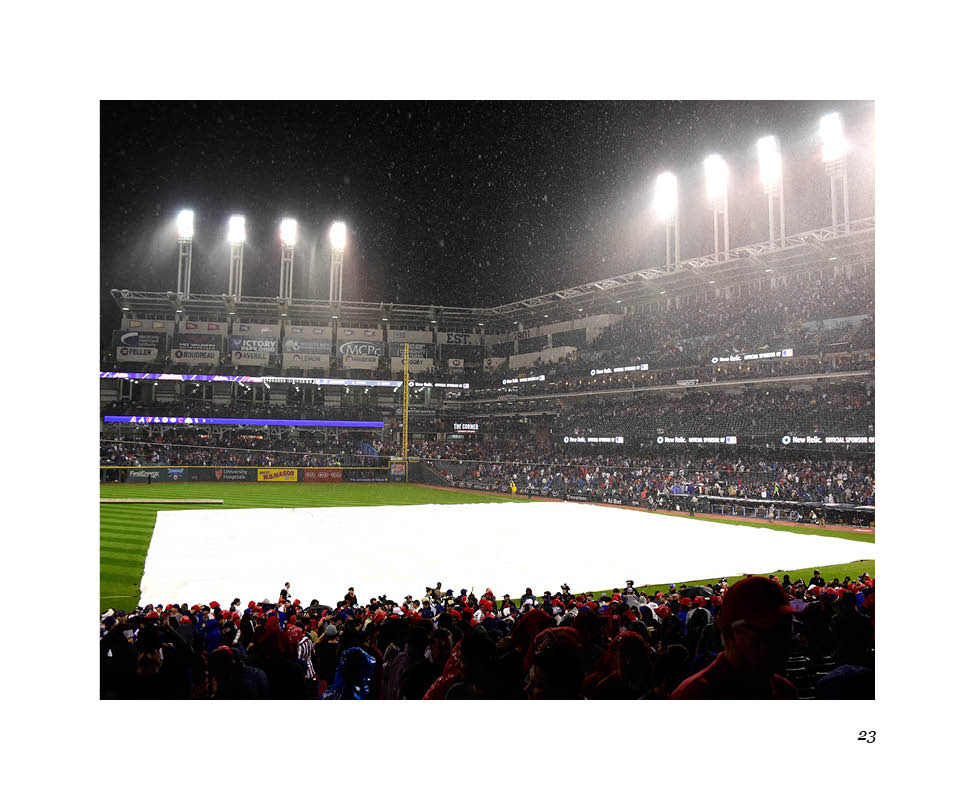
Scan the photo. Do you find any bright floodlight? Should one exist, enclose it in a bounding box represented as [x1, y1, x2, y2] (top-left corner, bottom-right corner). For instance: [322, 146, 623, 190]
[819, 112, 849, 163]
[228, 215, 246, 244]
[703, 155, 728, 201]
[280, 218, 297, 247]
[176, 209, 194, 240]
[329, 221, 347, 250]
[653, 172, 678, 221]
[757, 136, 781, 188]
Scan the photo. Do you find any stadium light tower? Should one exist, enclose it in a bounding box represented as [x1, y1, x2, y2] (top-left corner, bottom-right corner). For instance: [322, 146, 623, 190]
[820, 112, 850, 233]
[757, 136, 785, 248]
[653, 172, 680, 267]
[227, 214, 246, 300]
[703, 155, 729, 260]
[279, 218, 297, 300]
[176, 209, 194, 296]
[329, 221, 347, 303]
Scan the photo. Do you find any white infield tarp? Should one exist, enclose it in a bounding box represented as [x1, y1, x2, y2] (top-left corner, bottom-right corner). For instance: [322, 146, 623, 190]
[139, 502, 875, 607]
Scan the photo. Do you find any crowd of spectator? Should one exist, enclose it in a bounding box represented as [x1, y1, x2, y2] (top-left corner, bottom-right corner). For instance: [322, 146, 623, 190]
[100, 573, 874, 700]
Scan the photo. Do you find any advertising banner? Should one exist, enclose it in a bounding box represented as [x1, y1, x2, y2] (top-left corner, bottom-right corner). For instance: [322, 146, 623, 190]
[257, 468, 297, 482]
[343, 353, 381, 370]
[283, 352, 330, 369]
[389, 342, 431, 358]
[389, 460, 407, 483]
[283, 337, 332, 355]
[172, 332, 222, 365]
[447, 358, 465, 372]
[443, 331, 476, 345]
[116, 346, 159, 362]
[125, 467, 187, 483]
[113, 330, 170, 351]
[388, 329, 433, 344]
[654, 435, 739, 445]
[174, 332, 222, 350]
[232, 349, 271, 365]
[302, 467, 344, 482]
[181, 320, 228, 335]
[391, 356, 433, 373]
[230, 335, 278, 353]
[213, 467, 257, 482]
[171, 348, 220, 365]
[337, 328, 383, 368]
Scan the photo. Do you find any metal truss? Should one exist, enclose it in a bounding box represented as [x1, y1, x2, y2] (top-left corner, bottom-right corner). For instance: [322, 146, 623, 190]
[111, 217, 874, 332]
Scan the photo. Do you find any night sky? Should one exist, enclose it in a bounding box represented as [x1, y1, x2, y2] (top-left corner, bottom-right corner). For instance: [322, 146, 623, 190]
[101, 100, 874, 341]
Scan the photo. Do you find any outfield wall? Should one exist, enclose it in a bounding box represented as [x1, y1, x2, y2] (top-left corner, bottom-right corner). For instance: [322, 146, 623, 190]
[100, 466, 392, 484]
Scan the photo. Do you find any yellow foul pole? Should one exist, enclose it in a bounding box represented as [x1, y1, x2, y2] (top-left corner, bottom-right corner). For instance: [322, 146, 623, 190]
[402, 343, 409, 482]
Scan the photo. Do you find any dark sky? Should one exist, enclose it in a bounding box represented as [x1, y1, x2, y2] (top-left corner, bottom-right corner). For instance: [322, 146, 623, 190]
[101, 100, 874, 334]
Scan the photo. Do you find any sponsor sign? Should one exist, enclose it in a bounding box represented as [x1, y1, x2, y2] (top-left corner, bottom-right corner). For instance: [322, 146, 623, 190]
[338, 327, 381, 342]
[171, 348, 220, 365]
[174, 333, 222, 350]
[590, 363, 649, 377]
[391, 356, 433, 373]
[447, 358, 464, 372]
[345, 475, 388, 483]
[343, 353, 380, 369]
[388, 329, 433, 344]
[563, 435, 625, 444]
[710, 348, 794, 364]
[302, 467, 343, 483]
[283, 337, 332, 354]
[453, 422, 479, 433]
[655, 435, 738, 444]
[232, 349, 270, 365]
[390, 462, 406, 476]
[229, 336, 277, 353]
[213, 467, 255, 481]
[389, 342, 431, 358]
[124, 467, 187, 483]
[116, 346, 158, 362]
[780, 435, 875, 445]
[408, 381, 470, 389]
[444, 331, 475, 345]
[113, 330, 170, 350]
[283, 352, 329, 369]
[258, 468, 297, 482]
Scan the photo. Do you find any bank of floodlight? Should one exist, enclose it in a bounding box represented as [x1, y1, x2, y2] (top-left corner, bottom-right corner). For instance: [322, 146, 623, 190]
[228, 214, 246, 244]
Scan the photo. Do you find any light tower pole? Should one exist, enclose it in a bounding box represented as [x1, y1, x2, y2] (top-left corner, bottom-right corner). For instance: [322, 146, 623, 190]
[653, 172, 679, 267]
[329, 221, 347, 303]
[227, 215, 246, 300]
[757, 136, 785, 248]
[176, 210, 194, 296]
[703, 155, 729, 260]
[820, 112, 850, 233]
[279, 218, 297, 300]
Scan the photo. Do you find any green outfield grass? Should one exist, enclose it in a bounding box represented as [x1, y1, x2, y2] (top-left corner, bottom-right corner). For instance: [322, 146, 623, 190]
[99, 482, 873, 612]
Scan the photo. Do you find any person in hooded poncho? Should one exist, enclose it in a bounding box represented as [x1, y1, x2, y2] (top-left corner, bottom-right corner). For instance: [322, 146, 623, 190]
[323, 647, 376, 699]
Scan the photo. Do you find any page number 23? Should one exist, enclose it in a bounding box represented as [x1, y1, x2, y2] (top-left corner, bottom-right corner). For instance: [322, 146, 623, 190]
[858, 731, 876, 743]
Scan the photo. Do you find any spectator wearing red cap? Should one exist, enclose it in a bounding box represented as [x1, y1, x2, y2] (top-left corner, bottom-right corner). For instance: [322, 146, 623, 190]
[670, 577, 798, 699]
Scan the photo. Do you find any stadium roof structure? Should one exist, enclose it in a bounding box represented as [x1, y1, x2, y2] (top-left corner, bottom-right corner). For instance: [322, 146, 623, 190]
[110, 217, 874, 333]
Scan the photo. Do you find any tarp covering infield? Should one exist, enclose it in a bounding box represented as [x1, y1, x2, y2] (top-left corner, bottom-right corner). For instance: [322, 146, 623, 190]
[138, 502, 875, 608]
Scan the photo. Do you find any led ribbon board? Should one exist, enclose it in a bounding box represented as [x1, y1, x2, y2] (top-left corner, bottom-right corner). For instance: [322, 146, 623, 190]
[104, 416, 383, 428]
